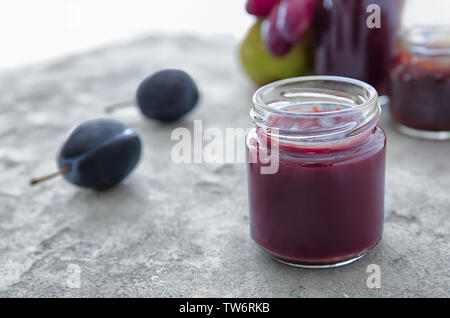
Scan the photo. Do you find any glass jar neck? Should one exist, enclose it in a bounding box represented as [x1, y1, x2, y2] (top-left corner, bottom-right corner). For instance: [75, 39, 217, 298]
[400, 26, 450, 63]
[251, 76, 381, 149]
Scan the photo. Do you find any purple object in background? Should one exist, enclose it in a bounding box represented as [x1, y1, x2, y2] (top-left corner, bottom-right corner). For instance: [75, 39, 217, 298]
[261, 3, 294, 56]
[314, 0, 404, 96]
[277, 0, 315, 43]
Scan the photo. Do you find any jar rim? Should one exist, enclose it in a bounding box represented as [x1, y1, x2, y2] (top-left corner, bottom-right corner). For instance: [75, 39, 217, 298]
[251, 76, 381, 144]
[253, 75, 379, 117]
[400, 25, 450, 56]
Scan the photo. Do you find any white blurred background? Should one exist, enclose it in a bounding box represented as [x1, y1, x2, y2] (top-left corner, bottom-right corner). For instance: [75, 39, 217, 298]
[0, 0, 448, 71]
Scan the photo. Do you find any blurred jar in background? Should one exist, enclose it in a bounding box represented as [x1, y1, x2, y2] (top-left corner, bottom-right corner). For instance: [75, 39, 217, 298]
[390, 26, 450, 140]
[314, 0, 404, 96]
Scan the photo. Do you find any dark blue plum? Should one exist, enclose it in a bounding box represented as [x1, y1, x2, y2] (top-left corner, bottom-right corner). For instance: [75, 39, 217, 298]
[135, 69, 199, 122]
[58, 118, 141, 190]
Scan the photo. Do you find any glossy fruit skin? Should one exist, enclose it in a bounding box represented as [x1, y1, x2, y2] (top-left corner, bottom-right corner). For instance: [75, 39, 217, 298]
[136, 69, 199, 122]
[246, 0, 281, 17]
[240, 20, 313, 86]
[261, 4, 293, 56]
[58, 118, 141, 190]
[277, 0, 314, 43]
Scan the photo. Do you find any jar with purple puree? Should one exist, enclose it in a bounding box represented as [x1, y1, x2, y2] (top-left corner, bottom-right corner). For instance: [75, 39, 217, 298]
[246, 76, 386, 268]
[390, 26, 450, 140]
[314, 0, 404, 96]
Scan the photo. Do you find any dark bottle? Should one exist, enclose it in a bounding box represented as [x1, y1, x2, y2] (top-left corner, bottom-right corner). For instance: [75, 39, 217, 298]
[314, 0, 404, 96]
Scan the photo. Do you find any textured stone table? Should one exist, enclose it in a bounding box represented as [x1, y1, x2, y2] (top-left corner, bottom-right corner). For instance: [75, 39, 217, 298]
[0, 35, 448, 297]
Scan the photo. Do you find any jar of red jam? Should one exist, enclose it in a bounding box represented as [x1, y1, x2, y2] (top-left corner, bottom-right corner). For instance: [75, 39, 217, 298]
[390, 26, 450, 140]
[246, 76, 386, 268]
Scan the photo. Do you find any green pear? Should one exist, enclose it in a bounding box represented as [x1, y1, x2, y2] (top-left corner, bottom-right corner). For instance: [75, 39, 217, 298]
[239, 20, 313, 86]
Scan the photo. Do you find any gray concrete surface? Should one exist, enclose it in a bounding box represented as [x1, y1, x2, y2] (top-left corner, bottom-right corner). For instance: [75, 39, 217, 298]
[0, 35, 448, 297]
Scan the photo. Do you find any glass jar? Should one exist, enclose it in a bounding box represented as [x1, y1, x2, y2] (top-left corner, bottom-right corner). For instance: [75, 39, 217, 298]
[246, 76, 386, 268]
[390, 26, 450, 140]
[314, 0, 404, 96]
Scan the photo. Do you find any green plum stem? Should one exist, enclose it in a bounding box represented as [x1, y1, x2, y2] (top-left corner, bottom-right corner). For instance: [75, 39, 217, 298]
[29, 164, 72, 186]
[104, 100, 135, 113]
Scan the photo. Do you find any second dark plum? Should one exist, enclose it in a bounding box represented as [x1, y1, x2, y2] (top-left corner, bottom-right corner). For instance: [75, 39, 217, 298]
[135, 69, 199, 122]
